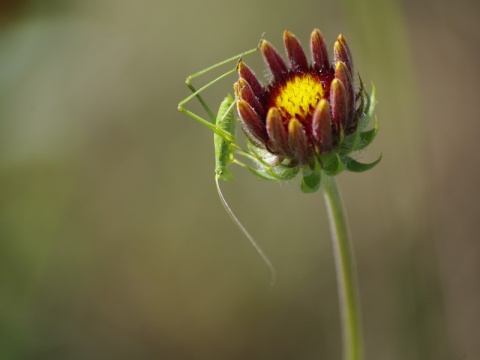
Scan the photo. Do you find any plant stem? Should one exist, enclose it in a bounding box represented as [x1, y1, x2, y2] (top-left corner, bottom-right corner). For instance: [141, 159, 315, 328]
[323, 177, 363, 360]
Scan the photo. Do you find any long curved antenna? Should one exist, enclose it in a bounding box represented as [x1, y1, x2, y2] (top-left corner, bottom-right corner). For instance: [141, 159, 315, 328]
[215, 177, 276, 287]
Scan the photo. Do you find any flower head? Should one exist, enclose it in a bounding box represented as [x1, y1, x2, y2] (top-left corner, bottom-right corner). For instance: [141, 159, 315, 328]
[234, 29, 379, 192]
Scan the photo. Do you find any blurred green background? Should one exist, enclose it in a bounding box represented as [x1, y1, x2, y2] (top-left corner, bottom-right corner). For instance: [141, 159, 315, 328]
[1, 0, 479, 359]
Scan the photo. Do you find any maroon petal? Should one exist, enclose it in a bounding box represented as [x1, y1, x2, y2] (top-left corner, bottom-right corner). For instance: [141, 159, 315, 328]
[237, 99, 268, 144]
[312, 99, 333, 153]
[310, 29, 330, 72]
[333, 34, 353, 75]
[234, 78, 265, 118]
[330, 78, 348, 133]
[334, 61, 354, 127]
[288, 118, 310, 164]
[266, 107, 290, 155]
[261, 40, 288, 81]
[283, 30, 308, 71]
[238, 61, 264, 99]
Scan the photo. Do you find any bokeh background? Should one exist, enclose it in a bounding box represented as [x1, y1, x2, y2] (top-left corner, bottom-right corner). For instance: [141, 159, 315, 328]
[1, 0, 479, 359]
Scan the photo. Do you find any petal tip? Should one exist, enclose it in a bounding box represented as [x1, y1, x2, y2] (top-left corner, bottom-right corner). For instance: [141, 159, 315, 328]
[283, 29, 308, 70]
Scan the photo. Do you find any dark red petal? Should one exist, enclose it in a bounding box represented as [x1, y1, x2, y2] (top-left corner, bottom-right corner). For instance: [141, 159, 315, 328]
[310, 29, 330, 71]
[234, 78, 265, 118]
[283, 30, 309, 71]
[330, 78, 348, 132]
[333, 34, 353, 75]
[237, 99, 268, 144]
[238, 61, 264, 99]
[261, 40, 288, 81]
[266, 107, 290, 155]
[288, 118, 310, 164]
[334, 61, 354, 127]
[312, 99, 333, 153]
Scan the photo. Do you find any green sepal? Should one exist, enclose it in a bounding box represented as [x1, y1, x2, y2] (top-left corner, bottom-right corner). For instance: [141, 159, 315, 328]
[320, 152, 345, 176]
[339, 129, 360, 155]
[245, 166, 282, 181]
[248, 164, 300, 182]
[250, 161, 300, 181]
[343, 154, 382, 172]
[274, 163, 300, 181]
[367, 82, 377, 119]
[247, 140, 274, 160]
[356, 81, 376, 132]
[246, 140, 300, 181]
[356, 77, 367, 119]
[300, 156, 321, 193]
[351, 115, 379, 152]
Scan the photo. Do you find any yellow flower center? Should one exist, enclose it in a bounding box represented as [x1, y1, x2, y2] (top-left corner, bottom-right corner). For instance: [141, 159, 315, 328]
[274, 73, 324, 121]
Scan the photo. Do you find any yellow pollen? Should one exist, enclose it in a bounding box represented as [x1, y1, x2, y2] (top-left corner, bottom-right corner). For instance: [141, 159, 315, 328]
[274, 74, 324, 120]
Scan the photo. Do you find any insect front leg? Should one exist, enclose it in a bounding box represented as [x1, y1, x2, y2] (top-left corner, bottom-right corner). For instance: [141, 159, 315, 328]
[177, 46, 258, 135]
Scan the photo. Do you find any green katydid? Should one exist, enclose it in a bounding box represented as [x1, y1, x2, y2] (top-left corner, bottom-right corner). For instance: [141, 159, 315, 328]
[178, 43, 277, 285]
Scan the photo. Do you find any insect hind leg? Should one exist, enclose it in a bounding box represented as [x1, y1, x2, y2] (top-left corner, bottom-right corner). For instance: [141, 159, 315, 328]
[178, 46, 259, 123]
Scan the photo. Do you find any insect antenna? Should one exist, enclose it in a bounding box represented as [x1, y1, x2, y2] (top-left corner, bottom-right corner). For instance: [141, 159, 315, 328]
[215, 177, 276, 287]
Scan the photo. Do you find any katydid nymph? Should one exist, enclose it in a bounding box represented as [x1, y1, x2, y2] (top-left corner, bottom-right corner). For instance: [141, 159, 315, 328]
[178, 43, 277, 285]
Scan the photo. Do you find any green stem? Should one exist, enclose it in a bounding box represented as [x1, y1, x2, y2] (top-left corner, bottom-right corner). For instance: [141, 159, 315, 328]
[322, 177, 363, 360]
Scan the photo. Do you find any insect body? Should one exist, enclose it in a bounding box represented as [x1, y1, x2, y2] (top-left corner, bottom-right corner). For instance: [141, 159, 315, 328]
[214, 94, 235, 182]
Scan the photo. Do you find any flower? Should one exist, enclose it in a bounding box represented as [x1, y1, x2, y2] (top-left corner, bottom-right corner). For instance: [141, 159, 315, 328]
[234, 29, 379, 192]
